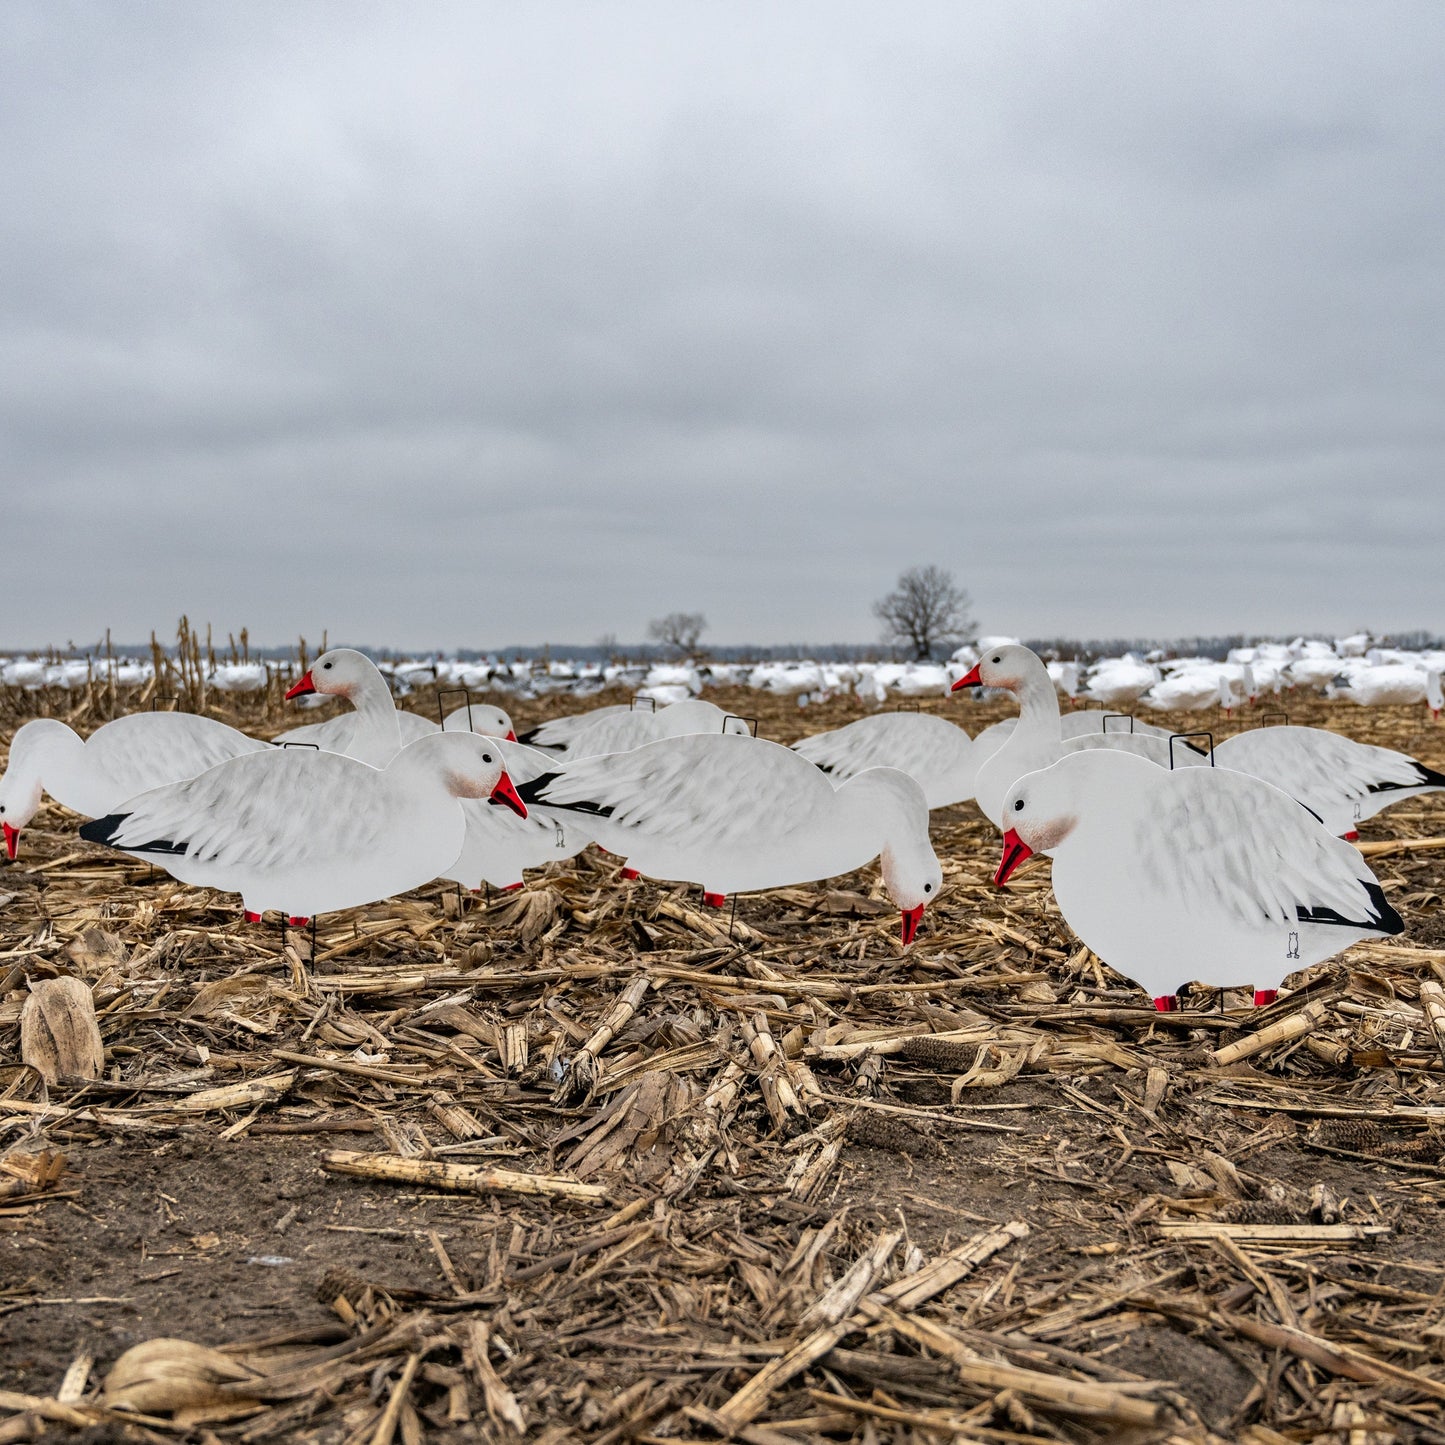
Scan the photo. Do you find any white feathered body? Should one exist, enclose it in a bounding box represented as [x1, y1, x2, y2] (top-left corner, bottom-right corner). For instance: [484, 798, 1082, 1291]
[277, 707, 435, 761]
[84, 742, 475, 918]
[3, 714, 266, 819]
[974, 678, 1208, 829]
[1212, 725, 1445, 836]
[1018, 751, 1403, 997]
[535, 698, 747, 761]
[521, 733, 935, 900]
[791, 713, 977, 807]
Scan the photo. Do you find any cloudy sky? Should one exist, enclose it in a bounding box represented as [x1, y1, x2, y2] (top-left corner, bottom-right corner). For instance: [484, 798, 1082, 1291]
[4, 2, 1442, 650]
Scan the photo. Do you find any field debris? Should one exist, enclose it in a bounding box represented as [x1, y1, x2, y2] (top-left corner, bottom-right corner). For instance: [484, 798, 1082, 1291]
[2, 681, 1445, 1441]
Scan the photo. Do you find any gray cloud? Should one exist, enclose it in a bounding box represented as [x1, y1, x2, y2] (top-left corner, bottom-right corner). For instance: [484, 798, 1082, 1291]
[3, 1, 1443, 649]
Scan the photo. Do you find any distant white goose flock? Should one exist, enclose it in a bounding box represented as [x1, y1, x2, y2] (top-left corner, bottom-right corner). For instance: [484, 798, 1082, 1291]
[997, 749, 1404, 1010]
[79, 733, 526, 925]
[517, 733, 941, 944]
[0, 713, 265, 859]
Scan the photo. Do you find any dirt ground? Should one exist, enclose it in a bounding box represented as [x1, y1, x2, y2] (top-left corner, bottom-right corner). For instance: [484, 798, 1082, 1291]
[3, 679, 1445, 1443]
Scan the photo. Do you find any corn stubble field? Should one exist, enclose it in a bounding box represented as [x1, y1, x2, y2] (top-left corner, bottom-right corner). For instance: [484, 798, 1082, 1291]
[3, 677, 1445, 1445]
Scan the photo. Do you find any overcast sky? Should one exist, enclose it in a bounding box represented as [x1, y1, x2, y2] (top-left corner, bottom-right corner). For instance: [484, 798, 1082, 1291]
[3, 2, 1442, 651]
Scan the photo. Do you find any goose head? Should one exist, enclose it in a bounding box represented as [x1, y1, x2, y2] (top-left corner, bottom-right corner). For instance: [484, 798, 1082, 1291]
[285, 648, 385, 703]
[0, 720, 74, 859]
[952, 643, 1042, 695]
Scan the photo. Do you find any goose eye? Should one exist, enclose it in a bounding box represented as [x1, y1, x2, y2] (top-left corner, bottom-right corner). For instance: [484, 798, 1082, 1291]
[1013, 798, 1024, 811]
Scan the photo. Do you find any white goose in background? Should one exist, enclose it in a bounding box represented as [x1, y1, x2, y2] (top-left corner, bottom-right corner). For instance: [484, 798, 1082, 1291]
[78, 733, 526, 926]
[996, 749, 1404, 1011]
[277, 649, 434, 763]
[957, 645, 1210, 830]
[440, 703, 516, 739]
[517, 733, 942, 945]
[441, 739, 593, 893]
[526, 698, 751, 761]
[1332, 661, 1438, 710]
[0, 713, 265, 859]
[791, 713, 979, 808]
[1211, 725, 1445, 838]
[1082, 656, 1160, 708]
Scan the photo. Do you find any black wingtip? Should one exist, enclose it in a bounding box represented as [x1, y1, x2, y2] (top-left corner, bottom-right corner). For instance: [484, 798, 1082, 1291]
[1414, 761, 1445, 789]
[79, 812, 189, 856]
[515, 772, 615, 818]
[515, 728, 564, 753]
[79, 813, 128, 848]
[515, 773, 560, 808]
[1364, 879, 1406, 936]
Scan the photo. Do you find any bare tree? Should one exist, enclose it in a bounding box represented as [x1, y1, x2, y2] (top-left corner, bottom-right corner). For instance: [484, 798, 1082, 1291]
[647, 611, 708, 657]
[874, 566, 973, 660]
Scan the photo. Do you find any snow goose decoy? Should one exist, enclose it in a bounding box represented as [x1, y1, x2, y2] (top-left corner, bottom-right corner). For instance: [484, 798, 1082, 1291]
[440, 703, 516, 740]
[955, 645, 1208, 831]
[531, 698, 750, 761]
[78, 732, 526, 925]
[517, 704, 632, 753]
[1211, 725, 1445, 838]
[516, 733, 941, 944]
[0, 713, 265, 859]
[791, 713, 979, 808]
[278, 648, 436, 764]
[997, 748, 1404, 1011]
[441, 740, 592, 892]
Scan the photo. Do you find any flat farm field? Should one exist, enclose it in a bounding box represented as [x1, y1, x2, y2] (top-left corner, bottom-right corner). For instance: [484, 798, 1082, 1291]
[3, 685, 1445, 1443]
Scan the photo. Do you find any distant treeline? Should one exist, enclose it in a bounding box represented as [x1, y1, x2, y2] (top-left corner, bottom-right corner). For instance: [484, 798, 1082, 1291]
[9, 631, 1443, 665]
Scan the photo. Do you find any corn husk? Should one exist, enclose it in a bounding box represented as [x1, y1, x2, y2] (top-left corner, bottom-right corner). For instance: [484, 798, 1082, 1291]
[20, 976, 104, 1084]
[103, 1338, 261, 1414]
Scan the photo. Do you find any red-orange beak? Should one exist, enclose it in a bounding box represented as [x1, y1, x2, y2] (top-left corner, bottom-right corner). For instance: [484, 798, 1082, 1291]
[488, 771, 527, 818]
[285, 670, 316, 700]
[900, 904, 924, 946]
[994, 827, 1033, 887]
[951, 663, 982, 692]
[505, 730, 517, 742]
[3, 823, 18, 861]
